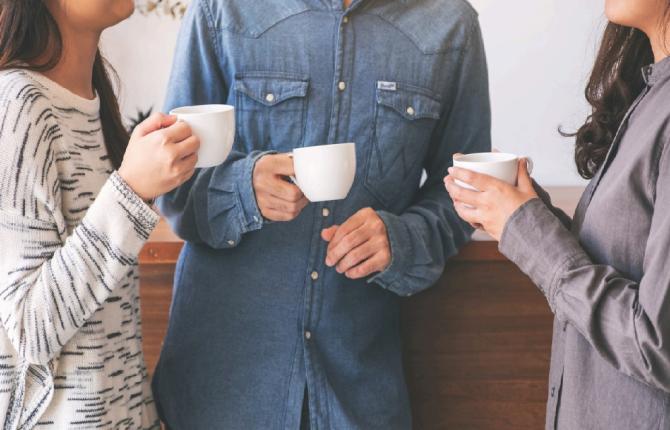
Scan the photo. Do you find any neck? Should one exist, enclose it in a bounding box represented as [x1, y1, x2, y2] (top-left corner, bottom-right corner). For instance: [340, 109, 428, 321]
[646, 27, 670, 63]
[42, 24, 100, 100]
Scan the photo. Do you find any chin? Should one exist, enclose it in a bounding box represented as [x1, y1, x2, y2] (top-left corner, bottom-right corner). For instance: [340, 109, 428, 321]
[604, 0, 665, 30]
[121, 1, 136, 19]
[112, 0, 136, 23]
[605, 5, 630, 26]
[604, 0, 640, 26]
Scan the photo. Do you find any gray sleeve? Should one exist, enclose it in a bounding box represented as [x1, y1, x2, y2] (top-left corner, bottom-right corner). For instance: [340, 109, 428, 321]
[532, 179, 572, 230]
[499, 149, 670, 392]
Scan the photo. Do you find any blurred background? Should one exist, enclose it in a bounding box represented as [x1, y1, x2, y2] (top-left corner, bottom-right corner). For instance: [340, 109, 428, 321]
[102, 0, 606, 186]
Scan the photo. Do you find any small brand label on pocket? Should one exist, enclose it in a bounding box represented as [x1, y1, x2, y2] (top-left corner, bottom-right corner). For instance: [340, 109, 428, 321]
[377, 81, 397, 91]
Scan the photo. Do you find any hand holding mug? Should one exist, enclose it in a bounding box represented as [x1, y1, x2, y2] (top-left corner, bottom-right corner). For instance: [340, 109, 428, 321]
[253, 154, 309, 222]
[444, 159, 538, 241]
[321, 207, 391, 279]
[119, 113, 200, 201]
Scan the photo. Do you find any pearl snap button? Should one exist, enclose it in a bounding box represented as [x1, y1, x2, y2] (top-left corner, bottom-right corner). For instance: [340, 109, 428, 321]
[406, 106, 415, 116]
[338, 81, 346, 91]
[311, 271, 319, 281]
[265, 93, 275, 103]
[322, 208, 330, 217]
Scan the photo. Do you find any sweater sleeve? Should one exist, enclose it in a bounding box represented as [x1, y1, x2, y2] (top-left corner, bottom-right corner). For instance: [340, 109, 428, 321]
[0, 86, 159, 365]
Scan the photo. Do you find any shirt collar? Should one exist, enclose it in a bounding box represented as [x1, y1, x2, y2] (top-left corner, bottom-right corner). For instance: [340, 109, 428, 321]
[323, 0, 375, 11]
[642, 55, 670, 86]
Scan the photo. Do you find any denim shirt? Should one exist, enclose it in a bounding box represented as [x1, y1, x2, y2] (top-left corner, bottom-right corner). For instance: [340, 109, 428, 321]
[153, 0, 490, 428]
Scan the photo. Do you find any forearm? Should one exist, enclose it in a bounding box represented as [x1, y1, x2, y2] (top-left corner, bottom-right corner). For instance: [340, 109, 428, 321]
[158, 150, 268, 248]
[500, 198, 670, 391]
[371, 185, 474, 296]
[0, 172, 158, 364]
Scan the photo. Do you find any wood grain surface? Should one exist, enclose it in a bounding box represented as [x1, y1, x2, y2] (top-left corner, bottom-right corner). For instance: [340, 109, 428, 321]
[137, 187, 580, 428]
[139, 257, 553, 429]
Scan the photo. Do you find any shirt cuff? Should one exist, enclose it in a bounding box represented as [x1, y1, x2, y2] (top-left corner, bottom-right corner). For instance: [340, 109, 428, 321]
[498, 198, 583, 310]
[109, 171, 160, 231]
[86, 171, 160, 256]
[236, 151, 275, 233]
[368, 210, 413, 296]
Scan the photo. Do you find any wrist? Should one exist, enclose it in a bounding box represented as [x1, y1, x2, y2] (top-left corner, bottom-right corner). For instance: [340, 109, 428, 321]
[117, 167, 152, 203]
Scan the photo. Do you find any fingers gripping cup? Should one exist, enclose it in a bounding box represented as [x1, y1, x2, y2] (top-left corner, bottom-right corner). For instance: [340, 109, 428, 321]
[169, 104, 235, 168]
[452, 152, 534, 191]
[289, 143, 356, 202]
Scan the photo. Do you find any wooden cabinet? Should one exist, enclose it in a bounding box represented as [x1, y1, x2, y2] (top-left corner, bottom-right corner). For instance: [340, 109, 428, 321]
[138, 242, 553, 429]
[138, 188, 579, 429]
[400, 246, 552, 429]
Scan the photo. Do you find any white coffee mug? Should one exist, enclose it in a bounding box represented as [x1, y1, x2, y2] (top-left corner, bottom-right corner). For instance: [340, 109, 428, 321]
[290, 143, 356, 202]
[169, 104, 235, 168]
[453, 152, 533, 191]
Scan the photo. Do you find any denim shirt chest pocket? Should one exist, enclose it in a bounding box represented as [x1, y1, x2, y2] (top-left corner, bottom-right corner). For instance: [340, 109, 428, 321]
[233, 72, 310, 153]
[365, 82, 442, 208]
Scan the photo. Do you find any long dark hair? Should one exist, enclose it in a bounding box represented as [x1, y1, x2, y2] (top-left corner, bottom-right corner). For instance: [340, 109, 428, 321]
[567, 8, 670, 179]
[0, 0, 129, 169]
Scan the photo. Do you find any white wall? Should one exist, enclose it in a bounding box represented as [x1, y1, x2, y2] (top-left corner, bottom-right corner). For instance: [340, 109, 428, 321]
[101, 14, 182, 124]
[102, 0, 607, 185]
[471, 0, 605, 185]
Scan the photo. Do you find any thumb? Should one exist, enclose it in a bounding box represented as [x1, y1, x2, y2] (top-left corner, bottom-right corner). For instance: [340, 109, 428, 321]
[517, 159, 534, 192]
[321, 225, 339, 242]
[272, 154, 296, 177]
[133, 112, 177, 137]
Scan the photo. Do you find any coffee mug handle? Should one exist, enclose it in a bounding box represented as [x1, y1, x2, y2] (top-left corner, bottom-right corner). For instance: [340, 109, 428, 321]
[523, 157, 534, 175]
[287, 152, 301, 189]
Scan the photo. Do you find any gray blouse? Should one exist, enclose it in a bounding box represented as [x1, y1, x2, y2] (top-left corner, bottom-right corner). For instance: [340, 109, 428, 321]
[500, 56, 670, 429]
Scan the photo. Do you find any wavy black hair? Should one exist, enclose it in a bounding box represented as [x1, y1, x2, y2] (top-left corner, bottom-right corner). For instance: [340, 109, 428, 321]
[566, 7, 670, 178]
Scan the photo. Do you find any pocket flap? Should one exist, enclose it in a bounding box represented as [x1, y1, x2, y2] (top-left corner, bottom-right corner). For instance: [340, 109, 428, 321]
[235, 74, 309, 106]
[376, 83, 441, 121]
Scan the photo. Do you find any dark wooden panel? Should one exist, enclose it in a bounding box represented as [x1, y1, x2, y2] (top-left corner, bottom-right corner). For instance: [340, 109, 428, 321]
[137, 238, 509, 266]
[401, 261, 553, 430]
[138, 255, 554, 429]
[139, 264, 175, 374]
[140, 242, 183, 265]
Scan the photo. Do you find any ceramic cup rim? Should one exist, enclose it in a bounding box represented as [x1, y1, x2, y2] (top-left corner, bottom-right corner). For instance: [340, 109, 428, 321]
[292, 142, 355, 156]
[453, 152, 518, 164]
[169, 104, 234, 116]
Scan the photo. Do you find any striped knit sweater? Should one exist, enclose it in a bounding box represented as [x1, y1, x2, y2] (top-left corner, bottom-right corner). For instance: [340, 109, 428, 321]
[0, 69, 160, 429]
